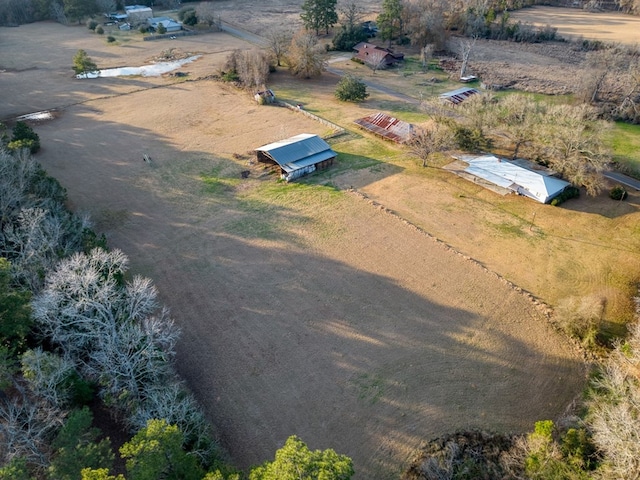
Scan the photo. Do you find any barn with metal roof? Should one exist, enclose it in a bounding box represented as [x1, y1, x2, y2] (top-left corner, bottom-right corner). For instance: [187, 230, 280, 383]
[255, 134, 337, 182]
[353, 112, 414, 143]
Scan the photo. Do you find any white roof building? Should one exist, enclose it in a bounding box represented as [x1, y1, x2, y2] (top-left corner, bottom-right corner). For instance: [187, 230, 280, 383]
[147, 17, 182, 32]
[453, 154, 571, 204]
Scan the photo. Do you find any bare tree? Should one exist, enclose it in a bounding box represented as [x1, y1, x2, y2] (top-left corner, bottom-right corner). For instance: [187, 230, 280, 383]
[581, 48, 627, 104]
[458, 36, 477, 79]
[588, 322, 640, 479]
[130, 380, 214, 461]
[196, 2, 218, 28]
[420, 44, 434, 70]
[50, 0, 68, 25]
[0, 382, 63, 467]
[403, 0, 448, 51]
[407, 121, 454, 167]
[616, 59, 640, 122]
[21, 348, 77, 409]
[265, 27, 292, 67]
[495, 93, 546, 160]
[286, 30, 326, 78]
[616, 0, 640, 13]
[95, 0, 116, 14]
[541, 104, 610, 196]
[237, 50, 271, 89]
[337, 0, 363, 30]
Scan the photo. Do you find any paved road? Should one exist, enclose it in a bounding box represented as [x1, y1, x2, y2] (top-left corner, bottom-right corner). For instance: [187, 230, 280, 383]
[604, 171, 640, 191]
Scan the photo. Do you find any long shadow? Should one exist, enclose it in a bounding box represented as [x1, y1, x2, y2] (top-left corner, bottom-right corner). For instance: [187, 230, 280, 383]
[559, 187, 639, 219]
[26, 56, 587, 479]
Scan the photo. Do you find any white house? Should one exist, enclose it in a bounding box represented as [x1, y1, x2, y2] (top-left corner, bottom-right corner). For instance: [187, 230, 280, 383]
[453, 154, 571, 204]
[147, 16, 182, 32]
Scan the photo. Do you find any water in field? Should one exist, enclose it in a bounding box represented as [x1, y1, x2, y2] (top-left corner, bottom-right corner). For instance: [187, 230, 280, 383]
[76, 55, 200, 79]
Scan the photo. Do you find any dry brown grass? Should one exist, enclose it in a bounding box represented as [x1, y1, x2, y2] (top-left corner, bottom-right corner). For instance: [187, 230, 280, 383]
[1, 11, 638, 479]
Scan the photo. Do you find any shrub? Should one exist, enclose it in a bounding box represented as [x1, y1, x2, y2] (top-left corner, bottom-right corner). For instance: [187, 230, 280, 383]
[178, 7, 197, 26]
[95, 26, 104, 35]
[453, 125, 491, 151]
[157, 23, 166, 34]
[221, 70, 240, 82]
[11, 121, 40, 153]
[609, 185, 627, 201]
[139, 25, 148, 33]
[106, 35, 116, 43]
[332, 25, 368, 51]
[550, 186, 580, 206]
[335, 74, 369, 102]
[87, 19, 98, 30]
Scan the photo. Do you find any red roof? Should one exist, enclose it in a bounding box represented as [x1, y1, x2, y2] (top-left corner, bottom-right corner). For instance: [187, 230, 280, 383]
[354, 112, 414, 143]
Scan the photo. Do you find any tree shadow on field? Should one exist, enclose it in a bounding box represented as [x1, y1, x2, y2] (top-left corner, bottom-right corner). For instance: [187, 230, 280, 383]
[34, 96, 586, 480]
[168, 230, 587, 480]
[559, 187, 639, 219]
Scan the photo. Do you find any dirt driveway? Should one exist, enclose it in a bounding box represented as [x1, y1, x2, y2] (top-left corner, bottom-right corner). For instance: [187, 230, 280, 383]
[2, 21, 587, 479]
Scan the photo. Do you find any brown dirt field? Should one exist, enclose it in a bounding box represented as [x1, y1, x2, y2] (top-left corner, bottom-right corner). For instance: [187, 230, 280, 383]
[510, 6, 640, 44]
[0, 18, 628, 479]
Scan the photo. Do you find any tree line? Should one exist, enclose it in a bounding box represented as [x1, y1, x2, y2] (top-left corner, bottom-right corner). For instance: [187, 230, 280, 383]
[402, 317, 640, 479]
[0, 129, 354, 478]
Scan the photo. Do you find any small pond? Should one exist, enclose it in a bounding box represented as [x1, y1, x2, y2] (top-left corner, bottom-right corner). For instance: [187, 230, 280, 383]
[76, 55, 200, 79]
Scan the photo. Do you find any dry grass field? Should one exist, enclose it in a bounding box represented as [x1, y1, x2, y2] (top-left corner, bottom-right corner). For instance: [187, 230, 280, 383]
[1, 6, 639, 478]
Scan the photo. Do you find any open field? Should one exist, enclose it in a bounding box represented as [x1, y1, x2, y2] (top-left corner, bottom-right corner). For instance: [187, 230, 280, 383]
[1, 14, 638, 479]
[510, 6, 640, 44]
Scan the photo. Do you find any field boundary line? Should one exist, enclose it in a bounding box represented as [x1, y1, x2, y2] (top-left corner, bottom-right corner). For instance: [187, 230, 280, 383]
[344, 187, 594, 361]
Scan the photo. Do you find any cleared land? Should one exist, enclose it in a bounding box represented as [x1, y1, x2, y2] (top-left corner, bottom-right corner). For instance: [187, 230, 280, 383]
[2, 10, 639, 479]
[510, 6, 640, 44]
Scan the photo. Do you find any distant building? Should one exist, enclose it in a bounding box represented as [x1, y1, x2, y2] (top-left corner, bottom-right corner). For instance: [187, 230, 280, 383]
[352, 42, 404, 69]
[439, 87, 479, 105]
[147, 17, 182, 32]
[255, 134, 337, 182]
[125, 5, 153, 22]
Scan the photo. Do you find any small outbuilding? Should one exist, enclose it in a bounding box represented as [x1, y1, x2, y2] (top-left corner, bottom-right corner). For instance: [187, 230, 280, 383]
[255, 134, 337, 182]
[440, 87, 479, 105]
[452, 154, 571, 204]
[354, 112, 414, 143]
[353, 42, 404, 69]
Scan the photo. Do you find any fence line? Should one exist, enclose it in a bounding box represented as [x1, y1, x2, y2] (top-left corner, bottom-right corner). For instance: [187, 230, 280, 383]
[276, 101, 345, 138]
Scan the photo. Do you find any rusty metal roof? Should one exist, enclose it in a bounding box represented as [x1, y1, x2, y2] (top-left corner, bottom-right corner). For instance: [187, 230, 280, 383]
[353, 112, 414, 143]
[439, 87, 479, 105]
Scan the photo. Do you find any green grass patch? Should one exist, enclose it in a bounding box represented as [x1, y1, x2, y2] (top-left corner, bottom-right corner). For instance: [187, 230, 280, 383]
[353, 373, 385, 405]
[200, 167, 241, 195]
[489, 220, 527, 238]
[607, 122, 640, 175]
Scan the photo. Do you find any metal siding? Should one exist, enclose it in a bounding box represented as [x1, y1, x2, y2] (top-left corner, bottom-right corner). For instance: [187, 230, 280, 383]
[255, 134, 336, 174]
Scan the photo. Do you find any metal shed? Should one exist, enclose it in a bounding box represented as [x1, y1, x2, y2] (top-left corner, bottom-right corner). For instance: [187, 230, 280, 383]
[354, 112, 414, 143]
[440, 87, 479, 105]
[255, 134, 337, 182]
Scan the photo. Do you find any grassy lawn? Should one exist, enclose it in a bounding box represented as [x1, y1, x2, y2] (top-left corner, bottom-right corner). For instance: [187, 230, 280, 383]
[607, 122, 640, 175]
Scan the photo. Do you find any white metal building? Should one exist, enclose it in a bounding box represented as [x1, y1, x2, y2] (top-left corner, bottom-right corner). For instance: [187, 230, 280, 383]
[453, 154, 571, 204]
